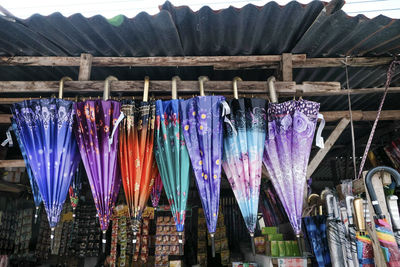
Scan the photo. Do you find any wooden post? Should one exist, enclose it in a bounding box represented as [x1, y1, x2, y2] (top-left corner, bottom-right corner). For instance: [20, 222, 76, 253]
[307, 118, 350, 177]
[281, 53, 293, 81]
[78, 53, 93, 81]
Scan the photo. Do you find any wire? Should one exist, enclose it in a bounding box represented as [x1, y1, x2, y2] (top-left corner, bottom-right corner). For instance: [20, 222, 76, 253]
[347, 7, 400, 13]
[346, 0, 388, 4]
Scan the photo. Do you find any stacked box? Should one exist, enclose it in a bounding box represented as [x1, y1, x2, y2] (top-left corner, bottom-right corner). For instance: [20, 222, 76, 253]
[155, 216, 183, 267]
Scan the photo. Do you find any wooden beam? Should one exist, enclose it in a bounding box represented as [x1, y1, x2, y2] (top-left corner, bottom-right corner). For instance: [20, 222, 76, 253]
[0, 55, 393, 69]
[307, 118, 350, 177]
[0, 160, 25, 168]
[78, 53, 93, 81]
[321, 110, 400, 122]
[281, 53, 293, 81]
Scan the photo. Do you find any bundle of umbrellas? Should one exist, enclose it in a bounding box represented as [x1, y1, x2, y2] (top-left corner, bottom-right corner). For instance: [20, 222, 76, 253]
[11, 77, 81, 249]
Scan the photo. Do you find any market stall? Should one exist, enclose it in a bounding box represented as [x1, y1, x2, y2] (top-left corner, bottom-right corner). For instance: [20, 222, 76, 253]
[1, 0, 400, 267]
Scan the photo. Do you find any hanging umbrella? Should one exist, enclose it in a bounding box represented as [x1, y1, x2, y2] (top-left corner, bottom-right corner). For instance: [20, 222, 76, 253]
[180, 76, 224, 257]
[340, 206, 355, 267]
[323, 192, 346, 267]
[11, 118, 42, 222]
[118, 76, 158, 247]
[69, 163, 84, 218]
[263, 78, 323, 247]
[365, 166, 400, 266]
[11, 77, 81, 248]
[74, 76, 123, 252]
[151, 173, 163, 209]
[154, 76, 191, 252]
[353, 197, 375, 267]
[345, 196, 360, 267]
[386, 195, 400, 247]
[222, 77, 267, 255]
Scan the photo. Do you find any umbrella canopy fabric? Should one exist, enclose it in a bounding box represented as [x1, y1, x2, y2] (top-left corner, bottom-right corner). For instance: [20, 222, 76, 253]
[154, 99, 190, 234]
[74, 99, 122, 233]
[345, 196, 360, 267]
[118, 100, 158, 233]
[69, 163, 84, 216]
[222, 98, 267, 237]
[12, 99, 81, 231]
[11, 119, 42, 209]
[180, 95, 225, 251]
[365, 166, 400, 266]
[263, 99, 320, 236]
[151, 173, 163, 209]
[303, 215, 331, 266]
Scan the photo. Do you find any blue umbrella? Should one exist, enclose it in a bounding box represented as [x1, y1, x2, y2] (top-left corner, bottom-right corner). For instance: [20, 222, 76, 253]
[11, 118, 42, 222]
[11, 77, 81, 249]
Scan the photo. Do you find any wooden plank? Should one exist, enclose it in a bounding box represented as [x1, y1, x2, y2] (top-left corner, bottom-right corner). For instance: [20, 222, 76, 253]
[281, 53, 293, 81]
[298, 81, 341, 94]
[321, 110, 400, 122]
[78, 53, 93, 81]
[0, 160, 25, 168]
[307, 118, 350, 177]
[0, 55, 393, 69]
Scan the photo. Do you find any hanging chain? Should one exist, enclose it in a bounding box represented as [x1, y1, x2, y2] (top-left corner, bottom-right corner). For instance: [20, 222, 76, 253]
[357, 59, 400, 180]
[344, 57, 357, 180]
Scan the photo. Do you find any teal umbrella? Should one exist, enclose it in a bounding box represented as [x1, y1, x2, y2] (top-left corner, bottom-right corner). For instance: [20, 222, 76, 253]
[154, 77, 190, 252]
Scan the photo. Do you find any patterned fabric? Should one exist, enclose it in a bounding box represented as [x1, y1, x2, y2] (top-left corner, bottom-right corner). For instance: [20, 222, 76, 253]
[374, 217, 400, 266]
[11, 119, 42, 207]
[222, 98, 267, 233]
[118, 100, 158, 227]
[154, 99, 190, 233]
[263, 99, 320, 235]
[180, 96, 224, 234]
[303, 216, 330, 267]
[12, 99, 81, 228]
[74, 100, 121, 231]
[151, 173, 163, 208]
[356, 233, 375, 267]
[69, 164, 83, 210]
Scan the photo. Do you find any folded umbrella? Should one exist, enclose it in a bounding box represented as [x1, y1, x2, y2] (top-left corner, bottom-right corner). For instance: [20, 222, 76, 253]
[222, 77, 267, 255]
[74, 76, 122, 252]
[386, 195, 400, 248]
[180, 77, 225, 257]
[346, 196, 360, 267]
[365, 166, 400, 266]
[340, 206, 354, 267]
[69, 163, 84, 218]
[151, 173, 163, 209]
[353, 198, 375, 267]
[155, 76, 191, 253]
[12, 77, 81, 249]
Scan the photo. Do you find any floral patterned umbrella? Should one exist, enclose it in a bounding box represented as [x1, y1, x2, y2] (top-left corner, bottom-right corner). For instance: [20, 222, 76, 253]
[11, 118, 42, 223]
[180, 77, 225, 257]
[222, 77, 267, 255]
[11, 77, 81, 249]
[263, 91, 322, 241]
[74, 76, 123, 252]
[155, 76, 191, 252]
[69, 163, 84, 218]
[118, 77, 158, 247]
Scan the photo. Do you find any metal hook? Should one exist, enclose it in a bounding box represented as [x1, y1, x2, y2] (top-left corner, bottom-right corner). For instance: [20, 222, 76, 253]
[267, 76, 278, 103]
[59, 76, 72, 99]
[172, 76, 180, 100]
[232, 77, 242, 99]
[104, 76, 118, 101]
[143, 76, 150, 102]
[198, 76, 209, 97]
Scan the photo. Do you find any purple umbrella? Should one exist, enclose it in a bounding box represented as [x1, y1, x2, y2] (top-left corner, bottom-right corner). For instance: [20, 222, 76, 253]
[263, 83, 322, 244]
[11, 77, 81, 249]
[74, 76, 123, 252]
[180, 77, 225, 257]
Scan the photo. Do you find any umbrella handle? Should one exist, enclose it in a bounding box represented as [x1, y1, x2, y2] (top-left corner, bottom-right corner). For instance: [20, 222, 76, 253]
[353, 198, 366, 233]
[267, 76, 278, 103]
[210, 233, 216, 257]
[250, 232, 256, 255]
[387, 195, 400, 231]
[58, 76, 72, 99]
[172, 76, 180, 100]
[346, 196, 355, 224]
[104, 76, 118, 101]
[143, 76, 150, 102]
[232, 77, 242, 99]
[198, 76, 209, 97]
[365, 166, 400, 218]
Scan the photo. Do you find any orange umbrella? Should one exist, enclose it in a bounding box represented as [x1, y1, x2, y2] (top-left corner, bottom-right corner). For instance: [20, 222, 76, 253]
[118, 76, 158, 248]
